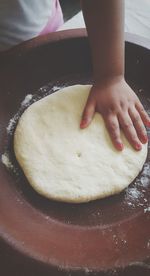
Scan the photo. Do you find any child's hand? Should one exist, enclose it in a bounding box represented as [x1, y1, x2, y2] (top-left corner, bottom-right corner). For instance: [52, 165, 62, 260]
[80, 77, 150, 151]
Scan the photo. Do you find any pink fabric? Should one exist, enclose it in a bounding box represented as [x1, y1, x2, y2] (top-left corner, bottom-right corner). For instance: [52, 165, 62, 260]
[40, 0, 63, 35]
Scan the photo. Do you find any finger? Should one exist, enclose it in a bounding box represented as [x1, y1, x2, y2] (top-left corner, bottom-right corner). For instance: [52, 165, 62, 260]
[104, 114, 124, 151]
[136, 101, 150, 127]
[129, 107, 148, 144]
[80, 100, 95, 129]
[118, 112, 142, 151]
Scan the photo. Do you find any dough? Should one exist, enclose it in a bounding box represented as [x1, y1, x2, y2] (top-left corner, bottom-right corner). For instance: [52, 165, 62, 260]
[14, 85, 148, 203]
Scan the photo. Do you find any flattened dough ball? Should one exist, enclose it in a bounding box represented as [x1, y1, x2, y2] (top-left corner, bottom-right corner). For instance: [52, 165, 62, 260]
[14, 85, 148, 203]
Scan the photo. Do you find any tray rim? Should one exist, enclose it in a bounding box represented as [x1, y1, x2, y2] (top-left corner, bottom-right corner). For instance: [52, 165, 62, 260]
[0, 29, 150, 60]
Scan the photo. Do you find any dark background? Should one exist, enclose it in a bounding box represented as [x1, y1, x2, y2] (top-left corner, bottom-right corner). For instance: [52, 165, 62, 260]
[59, 0, 81, 21]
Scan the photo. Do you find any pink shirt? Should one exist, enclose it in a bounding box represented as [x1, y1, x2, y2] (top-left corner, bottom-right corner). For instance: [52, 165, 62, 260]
[0, 0, 63, 51]
[40, 0, 63, 35]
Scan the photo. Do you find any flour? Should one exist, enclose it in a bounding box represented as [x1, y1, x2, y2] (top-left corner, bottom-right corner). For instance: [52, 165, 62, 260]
[147, 240, 150, 249]
[1, 152, 18, 175]
[6, 94, 34, 135]
[126, 188, 141, 200]
[144, 207, 150, 213]
[52, 85, 63, 92]
[125, 184, 143, 207]
[138, 88, 144, 93]
[1, 152, 14, 169]
[6, 113, 20, 135]
[124, 161, 150, 208]
[21, 94, 33, 107]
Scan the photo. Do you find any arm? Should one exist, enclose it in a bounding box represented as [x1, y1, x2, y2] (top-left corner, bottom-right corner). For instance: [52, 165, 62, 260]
[80, 0, 150, 150]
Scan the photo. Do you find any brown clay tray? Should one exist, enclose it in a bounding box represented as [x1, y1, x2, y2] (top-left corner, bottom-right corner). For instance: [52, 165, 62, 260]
[0, 30, 150, 276]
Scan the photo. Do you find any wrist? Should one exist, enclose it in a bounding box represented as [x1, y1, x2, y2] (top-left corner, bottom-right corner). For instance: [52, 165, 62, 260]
[93, 74, 124, 88]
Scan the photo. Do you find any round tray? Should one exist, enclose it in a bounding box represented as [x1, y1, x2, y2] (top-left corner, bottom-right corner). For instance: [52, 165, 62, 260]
[0, 30, 150, 276]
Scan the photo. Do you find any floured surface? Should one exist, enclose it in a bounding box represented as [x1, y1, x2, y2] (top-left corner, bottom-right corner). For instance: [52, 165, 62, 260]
[14, 85, 148, 203]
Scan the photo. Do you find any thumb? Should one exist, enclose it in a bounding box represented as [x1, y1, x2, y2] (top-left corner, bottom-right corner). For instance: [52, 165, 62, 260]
[80, 100, 95, 129]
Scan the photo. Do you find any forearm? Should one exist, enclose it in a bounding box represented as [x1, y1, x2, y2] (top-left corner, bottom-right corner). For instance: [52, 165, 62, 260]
[81, 0, 125, 83]
[80, 0, 150, 151]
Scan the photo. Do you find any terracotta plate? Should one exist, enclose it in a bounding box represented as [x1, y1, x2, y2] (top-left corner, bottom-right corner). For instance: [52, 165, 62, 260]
[0, 30, 150, 276]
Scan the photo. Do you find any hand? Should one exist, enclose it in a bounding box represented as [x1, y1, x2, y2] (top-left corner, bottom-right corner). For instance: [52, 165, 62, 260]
[80, 77, 150, 151]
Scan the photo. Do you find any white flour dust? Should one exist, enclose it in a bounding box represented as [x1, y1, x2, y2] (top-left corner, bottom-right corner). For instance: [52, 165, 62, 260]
[125, 162, 150, 208]
[21, 94, 33, 107]
[1, 152, 18, 175]
[1, 152, 13, 170]
[144, 206, 150, 213]
[6, 113, 20, 135]
[6, 94, 33, 136]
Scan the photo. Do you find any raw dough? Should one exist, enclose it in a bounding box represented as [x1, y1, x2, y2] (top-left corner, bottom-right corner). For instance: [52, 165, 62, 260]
[14, 85, 148, 203]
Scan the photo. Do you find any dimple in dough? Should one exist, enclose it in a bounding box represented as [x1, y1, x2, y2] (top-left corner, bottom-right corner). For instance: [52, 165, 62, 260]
[14, 85, 148, 203]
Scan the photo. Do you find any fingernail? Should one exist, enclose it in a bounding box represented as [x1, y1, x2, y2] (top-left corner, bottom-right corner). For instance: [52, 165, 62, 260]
[135, 143, 142, 151]
[80, 119, 87, 128]
[141, 134, 148, 143]
[146, 121, 150, 127]
[116, 142, 124, 151]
